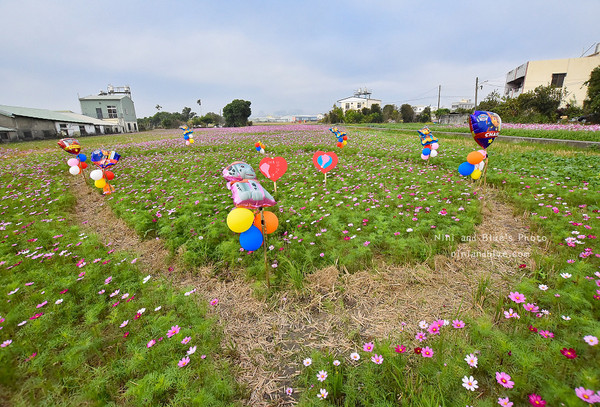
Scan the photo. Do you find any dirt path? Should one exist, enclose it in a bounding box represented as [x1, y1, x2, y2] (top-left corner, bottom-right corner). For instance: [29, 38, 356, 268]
[71, 181, 543, 406]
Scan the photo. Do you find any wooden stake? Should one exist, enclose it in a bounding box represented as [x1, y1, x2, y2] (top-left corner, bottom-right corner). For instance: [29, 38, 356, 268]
[261, 208, 270, 289]
[483, 156, 489, 187]
[274, 181, 277, 194]
[324, 172, 327, 187]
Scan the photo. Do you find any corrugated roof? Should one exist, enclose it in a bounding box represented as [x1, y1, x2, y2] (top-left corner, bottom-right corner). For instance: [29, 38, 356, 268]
[79, 94, 130, 100]
[0, 105, 117, 126]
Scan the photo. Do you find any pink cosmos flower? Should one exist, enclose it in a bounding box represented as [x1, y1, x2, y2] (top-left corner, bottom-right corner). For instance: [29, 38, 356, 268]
[177, 356, 190, 368]
[528, 393, 546, 406]
[498, 397, 513, 407]
[523, 303, 539, 313]
[574, 387, 599, 403]
[371, 354, 384, 364]
[583, 335, 598, 346]
[539, 330, 554, 339]
[465, 353, 478, 368]
[181, 336, 191, 344]
[427, 323, 440, 335]
[363, 342, 374, 352]
[210, 298, 219, 306]
[452, 320, 465, 329]
[415, 332, 427, 342]
[147, 339, 156, 348]
[421, 346, 434, 358]
[496, 372, 514, 389]
[508, 292, 526, 303]
[1, 339, 12, 347]
[504, 308, 520, 319]
[394, 345, 406, 353]
[167, 325, 180, 338]
[316, 370, 327, 382]
[285, 387, 293, 396]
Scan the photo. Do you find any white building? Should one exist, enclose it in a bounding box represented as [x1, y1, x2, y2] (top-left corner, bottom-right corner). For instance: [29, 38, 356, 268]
[504, 45, 600, 106]
[337, 88, 382, 113]
[451, 99, 474, 111]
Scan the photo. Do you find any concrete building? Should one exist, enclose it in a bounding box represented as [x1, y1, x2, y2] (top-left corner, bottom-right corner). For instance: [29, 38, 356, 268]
[337, 88, 382, 113]
[451, 99, 474, 111]
[79, 85, 138, 133]
[0, 105, 117, 143]
[504, 45, 600, 106]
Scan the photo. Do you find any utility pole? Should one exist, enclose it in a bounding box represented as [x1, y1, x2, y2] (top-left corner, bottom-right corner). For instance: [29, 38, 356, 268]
[474, 77, 479, 109]
[437, 85, 441, 111]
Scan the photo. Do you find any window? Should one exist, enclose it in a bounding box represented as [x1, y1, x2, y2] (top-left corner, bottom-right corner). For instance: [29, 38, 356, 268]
[127, 123, 131, 131]
[133, 123, 137, 131]
[345, 103, 350, 109]
[96, 108, 103, 119]
[107, 105, 118, 118]
[79, 126, 87, 135]
[23, 131, 33, 139]
[357, 103, 362, 109]
[551, 73, 566, 87]
[0, 132, 8, 141]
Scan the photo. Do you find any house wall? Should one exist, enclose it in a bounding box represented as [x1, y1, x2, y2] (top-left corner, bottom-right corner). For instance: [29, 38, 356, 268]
[80, 96, 138, 132]
[521, 54, 600, 106]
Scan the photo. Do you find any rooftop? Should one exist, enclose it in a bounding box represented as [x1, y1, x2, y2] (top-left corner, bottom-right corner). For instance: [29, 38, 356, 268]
[0, 105, 117, 126]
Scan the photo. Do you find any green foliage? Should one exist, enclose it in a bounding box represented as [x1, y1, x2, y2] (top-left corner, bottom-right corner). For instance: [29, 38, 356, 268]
[344, 110, 363, 124]
[322, 105, 345, 124]
[584, 65, 600, 122]
[223, 99, 251, 127]
[382, 104, 399, 122]
[192, 112, 224, 127]
[400, 104, 415, 123]
[417, 106, 431, 123]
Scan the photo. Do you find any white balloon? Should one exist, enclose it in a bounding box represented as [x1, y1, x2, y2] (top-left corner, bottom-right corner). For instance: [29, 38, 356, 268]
[90, 169, 103, 181]
[479, 161, 485, 170]
[260, 148, 265, 154]
[69, 166, 80, 175]
[430, 149, 438, 157]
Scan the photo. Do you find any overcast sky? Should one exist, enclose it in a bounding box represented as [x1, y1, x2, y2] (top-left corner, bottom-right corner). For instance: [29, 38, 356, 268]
[1, 0, 598, 118]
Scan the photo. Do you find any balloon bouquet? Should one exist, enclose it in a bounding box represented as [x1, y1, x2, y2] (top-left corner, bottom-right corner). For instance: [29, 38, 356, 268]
[223, 161, 279, 286]
[458, 111, 501, 182]
[254, 141, 265, 154]
[58, 138, 88, 177]
[329, 127, 348, 148]
[89, 149, 121, 194]
[417, 127, 440, 161]
[180, 125, 195, 146]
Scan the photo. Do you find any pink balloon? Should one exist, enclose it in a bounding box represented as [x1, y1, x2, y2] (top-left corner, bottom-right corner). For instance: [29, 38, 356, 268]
[185, 141, 190, 146]
[67, 158, 79, 167]
[431, 143, 439, 150]
[421, 154, 429, 160]
[478, 149, 487, 158]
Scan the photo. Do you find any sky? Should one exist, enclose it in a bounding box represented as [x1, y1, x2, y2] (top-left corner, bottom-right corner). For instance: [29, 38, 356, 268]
[1, 0, 599, 118]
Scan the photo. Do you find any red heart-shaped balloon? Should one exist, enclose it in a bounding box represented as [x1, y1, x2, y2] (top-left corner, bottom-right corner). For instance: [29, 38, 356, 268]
[259, 157, 288, 181]
[312, 151, 338, 174]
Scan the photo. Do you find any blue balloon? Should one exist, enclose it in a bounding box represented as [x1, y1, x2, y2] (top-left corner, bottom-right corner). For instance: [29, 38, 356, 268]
[77, 153, 87, 162]
[422, 148, 431, 156]
[184, 135, 189, 140]
[240, 225, 263, 251]
[458, 162, 475, 176]
[256, 147, 261, 152]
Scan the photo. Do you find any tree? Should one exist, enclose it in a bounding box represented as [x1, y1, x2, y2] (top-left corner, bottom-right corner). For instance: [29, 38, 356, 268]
[400, 104, 415, 123]
[584, 65, 600, 123]
[181, 107, 197, 122]
[344, 110, 363, 124]
[382, 104, 399, 122]
[418, 106, 431, 123]
[433, 108, 450, 120]
[223, 99, 252, 127]
[322, 105, 344, 123]
[370, 103, 382, 115]
[477, 90, 502, 112]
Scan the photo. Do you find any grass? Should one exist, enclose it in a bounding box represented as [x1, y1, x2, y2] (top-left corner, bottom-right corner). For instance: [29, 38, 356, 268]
[1, 124, 599, 406]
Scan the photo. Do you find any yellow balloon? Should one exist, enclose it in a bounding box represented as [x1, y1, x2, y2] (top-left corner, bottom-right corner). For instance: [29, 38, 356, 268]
[189, 139, 195, 144]
[471, 169, 482, 180]
[95, 178, 107, 188]
[227, 208, 254, 233]
[343, 140, 347, 146]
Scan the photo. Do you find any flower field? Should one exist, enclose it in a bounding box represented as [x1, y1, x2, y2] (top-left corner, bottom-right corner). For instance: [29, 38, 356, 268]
[1, 125, 599, 406]
[370, 122, 600, 142]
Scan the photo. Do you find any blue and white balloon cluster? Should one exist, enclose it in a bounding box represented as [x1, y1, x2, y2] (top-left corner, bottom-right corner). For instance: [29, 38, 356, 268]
[180, 125, 195, 146]
[418, 127, 440, 160]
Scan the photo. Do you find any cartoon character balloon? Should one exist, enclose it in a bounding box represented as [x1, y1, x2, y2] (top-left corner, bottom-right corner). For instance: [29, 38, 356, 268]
[58, 138, 81, 155]
[180, 125, 195, 145]
[223, 161, 276, 209]
[91, 149, 121, 169]
[469, 111, 501, 149]
[417, 127, 440, 160]
[329, 127, 348, 148]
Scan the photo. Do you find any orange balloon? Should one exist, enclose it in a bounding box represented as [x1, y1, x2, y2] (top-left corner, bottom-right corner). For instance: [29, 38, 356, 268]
[253, 211, 279, 234]
[467, 151, 484, 165]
